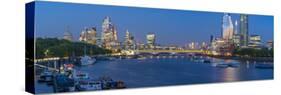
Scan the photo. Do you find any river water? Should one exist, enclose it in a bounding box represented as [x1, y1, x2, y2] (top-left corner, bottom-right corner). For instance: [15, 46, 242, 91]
[35, 55, 273, 93]
[76, 55, 273, 87]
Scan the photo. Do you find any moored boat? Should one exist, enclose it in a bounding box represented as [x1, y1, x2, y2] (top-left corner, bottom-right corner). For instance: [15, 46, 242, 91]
[215, 62, 240, 68]
[73, 71, 90, 80]
[38, 70, 53, 83]
[53, 74, 75, 92]
[203, 60, 211, 63]
[228, 62, 240, 67]
[80, 55, 96, 65]
[76, 80, 102, 91]
[215, 63, 229, 68]
[80, 46, 96, 65]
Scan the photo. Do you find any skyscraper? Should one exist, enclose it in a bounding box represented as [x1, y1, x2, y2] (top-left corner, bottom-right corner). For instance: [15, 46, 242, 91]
[201, 42, 207, 49]
[102, 16, 112, 48]
[101, 16, 119, 49]
[124, 29, 135, 50]
[210, 35, 214, 43]
[189, 42, 195, 49]
[113, 26, 118, 41]
[234, 20, 239, 34]
[222, 13, 234, 41]
[102, 16, 112, 36]
[146, 33, 156, 49]
[79, 27, 97, 45]
[233, 20, 241, 47]
[240, 14, 249, 47]
[88, 27, 98, 45]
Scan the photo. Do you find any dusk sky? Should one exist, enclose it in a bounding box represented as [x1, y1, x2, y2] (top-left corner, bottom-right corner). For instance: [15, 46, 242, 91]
[35, 1, 273, 46]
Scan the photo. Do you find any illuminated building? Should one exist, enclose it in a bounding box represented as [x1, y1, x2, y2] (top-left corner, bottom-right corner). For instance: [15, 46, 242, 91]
[146, 33, 156, 49]
[222, 13, 234, 40]
[240, 14, 249, 47]
[101, 16, 119, 50]
[248, 35, 262, 48]
[201, 42, 207, 50]
[233, 20, 241, 47]
[189, 42, 195, 49]
[211, 38, 235, 56]
[267, 40, 273, 49]
[124, 29, 135, 50]
[79, 27, 97, 45]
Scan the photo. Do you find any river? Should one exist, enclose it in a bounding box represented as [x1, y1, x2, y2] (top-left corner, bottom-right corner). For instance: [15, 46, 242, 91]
[35, 55, 273, 93]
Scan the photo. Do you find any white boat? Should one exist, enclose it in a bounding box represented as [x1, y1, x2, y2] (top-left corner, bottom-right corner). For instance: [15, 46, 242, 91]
[73, 71, 90, 80]
[137, 56, 146, 60]
[77, 80, 102, 91]
[215, 63, 229, 68]
[80, 55, 96, 65]
[228, 62, 240, 67]
[38, 70, 53, 82]
[80, 46, 96, 65]
[215, 62, 240, 68]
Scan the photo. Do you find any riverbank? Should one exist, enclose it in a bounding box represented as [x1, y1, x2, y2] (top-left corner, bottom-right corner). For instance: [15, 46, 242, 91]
[207, 55, 273, 62]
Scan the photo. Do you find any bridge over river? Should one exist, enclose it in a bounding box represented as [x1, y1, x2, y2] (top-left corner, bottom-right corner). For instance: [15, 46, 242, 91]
[134, 49, 203, 53]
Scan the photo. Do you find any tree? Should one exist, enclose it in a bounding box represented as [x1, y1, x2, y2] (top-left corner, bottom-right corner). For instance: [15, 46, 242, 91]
[233, 47, 273, 57]
[35, 38, 112, 58]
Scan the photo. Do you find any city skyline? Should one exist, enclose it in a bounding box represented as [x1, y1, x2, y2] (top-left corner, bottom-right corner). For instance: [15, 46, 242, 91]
[27, 2, 274, 94]
[35, 1, 273, 46]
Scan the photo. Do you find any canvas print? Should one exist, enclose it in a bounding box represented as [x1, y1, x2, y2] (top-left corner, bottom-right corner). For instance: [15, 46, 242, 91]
[26, 1, 274, 94]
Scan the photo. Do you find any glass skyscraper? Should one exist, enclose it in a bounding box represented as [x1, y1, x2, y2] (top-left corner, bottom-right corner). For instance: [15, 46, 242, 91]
[222, 13, 234, 41]
[101, 16, 119, 49]
[240, 14, 249, 47]
[146, 33, 156, 49]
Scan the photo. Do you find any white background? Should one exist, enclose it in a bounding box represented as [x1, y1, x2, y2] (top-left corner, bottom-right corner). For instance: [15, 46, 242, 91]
[0, 0, 279, 95]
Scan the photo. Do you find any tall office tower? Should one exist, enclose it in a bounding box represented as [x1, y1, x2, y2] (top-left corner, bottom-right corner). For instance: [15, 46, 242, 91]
[101, 16, 119, 49]
[102, 16, 112, 48]
[189, 42, 195, 49]
[210, 35, 214, 43]
[222, 13, 234, 41]
[79, 27, 97, 45]
[113, 26, 118, 41]
[102, 16, 112, 38]
[63, 27, 73, 41]
[240, 14, 249, 47]
[201, 42, 207, 49]
[124, 29, 135, 50]
[87, 27, 97, 45]
[234, 20, 239, 34]
[146, 33, 156, 49]
[233, 20, 241, 46]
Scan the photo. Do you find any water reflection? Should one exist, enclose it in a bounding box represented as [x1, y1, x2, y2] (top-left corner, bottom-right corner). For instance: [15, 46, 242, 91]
[222, 68, 239, 82]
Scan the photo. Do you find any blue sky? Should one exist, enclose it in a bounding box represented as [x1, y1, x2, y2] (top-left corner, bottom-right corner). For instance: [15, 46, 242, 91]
[34, 1, 273, 46]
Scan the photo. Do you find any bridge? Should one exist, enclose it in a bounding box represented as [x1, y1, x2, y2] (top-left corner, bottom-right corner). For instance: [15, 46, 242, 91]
[132, 49, 205, 54]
